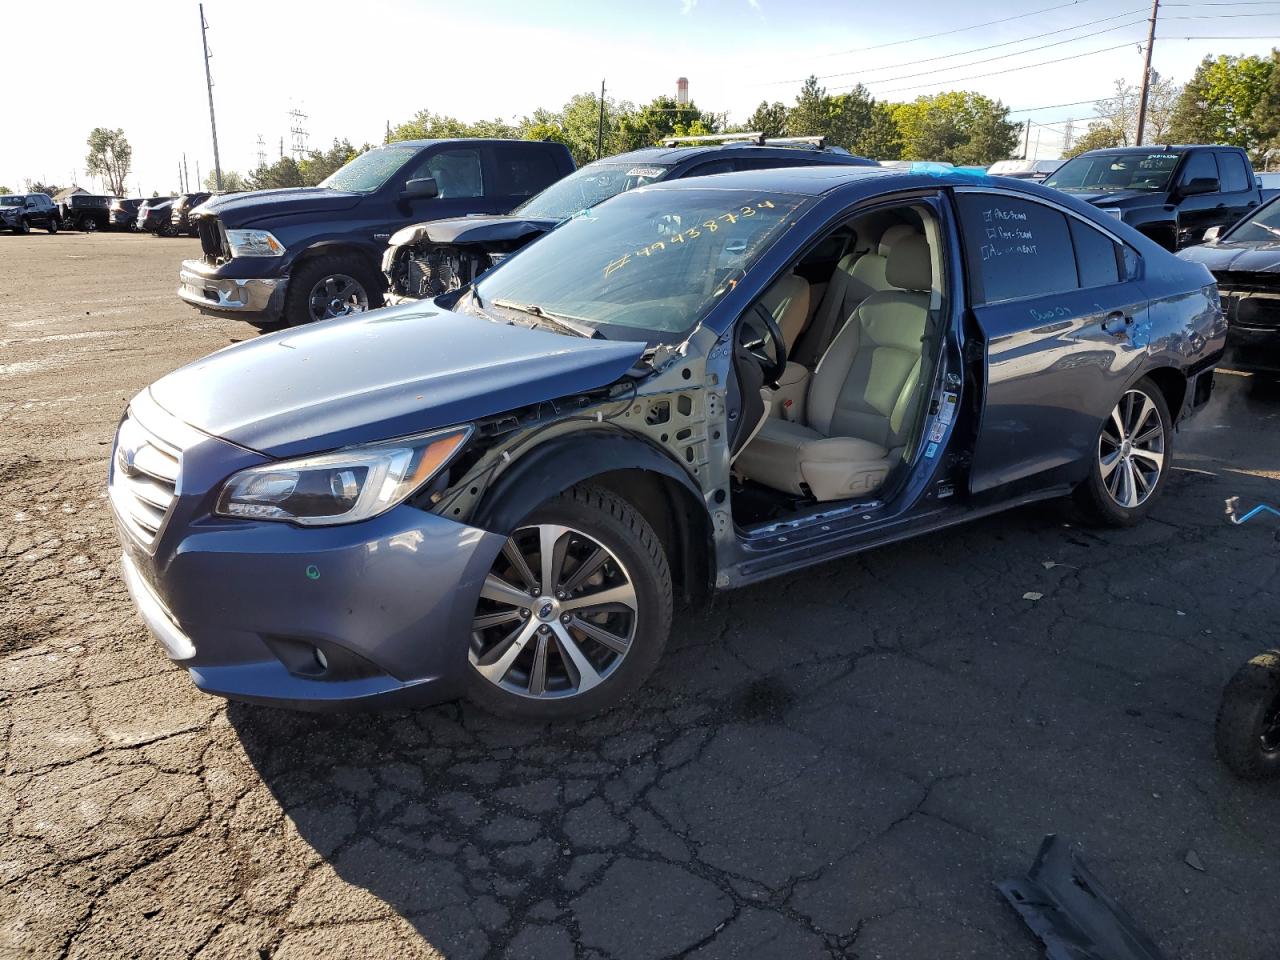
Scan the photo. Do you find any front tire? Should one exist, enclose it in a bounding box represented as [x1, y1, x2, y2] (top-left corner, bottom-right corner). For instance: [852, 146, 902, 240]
[78, 215, 97, 232]
[1216, 651, 1280, 780]
[47, 218, 59, 234]
[465, 484, 673, 721]
[16, 217, 30, 235]
[1074, 377, 1172, 527]
[284, 256, 382, 327]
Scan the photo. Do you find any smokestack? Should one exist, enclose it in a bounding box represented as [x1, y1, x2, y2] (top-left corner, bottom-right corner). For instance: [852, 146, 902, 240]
[677, 77, 689, 106]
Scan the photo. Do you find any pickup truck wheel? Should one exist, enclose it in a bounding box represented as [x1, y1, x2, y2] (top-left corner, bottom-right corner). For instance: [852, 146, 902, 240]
[78, 216, 97, 233]
[46, 218, 59, 234]
[158, 222, 175, 238]
[466, 484, 673, 721]
[286, 257, 382, 326]
[1074, 377, 1171, 527]
[16, 218, 30, 235]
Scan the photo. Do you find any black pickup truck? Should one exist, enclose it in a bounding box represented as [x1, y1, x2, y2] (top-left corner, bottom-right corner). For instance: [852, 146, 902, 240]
[1042, 145, 1263, 250]
[180, 138, 574, 326]
[58, 194, 113, 232]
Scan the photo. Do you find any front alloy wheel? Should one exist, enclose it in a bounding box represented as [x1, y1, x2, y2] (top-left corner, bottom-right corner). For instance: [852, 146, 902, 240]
[308, 273, 369, 323]
[1099, 388, 1165, 509]
[466, 485, 672, 720]
[79, 216, 96, 232]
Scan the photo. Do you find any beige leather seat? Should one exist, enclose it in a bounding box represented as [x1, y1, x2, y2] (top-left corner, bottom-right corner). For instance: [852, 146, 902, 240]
[736, 234, 932, 501]
[759, 273, 810, 351]
[794, 224, 919, 366]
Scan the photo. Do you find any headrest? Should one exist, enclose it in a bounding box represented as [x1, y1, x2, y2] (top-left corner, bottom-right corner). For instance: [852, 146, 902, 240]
[885, 234, 932, 292]
[877, 223, 917, 257]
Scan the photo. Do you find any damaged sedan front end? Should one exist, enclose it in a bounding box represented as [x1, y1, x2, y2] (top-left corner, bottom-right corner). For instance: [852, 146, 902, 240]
[381, 216, 556, 302]
[1179, 201, 1280, 374]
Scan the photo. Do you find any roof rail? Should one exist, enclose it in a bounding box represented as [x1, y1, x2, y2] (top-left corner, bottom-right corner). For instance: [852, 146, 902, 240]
[763, 136, 827, 150]
[662, 132, 764, 147]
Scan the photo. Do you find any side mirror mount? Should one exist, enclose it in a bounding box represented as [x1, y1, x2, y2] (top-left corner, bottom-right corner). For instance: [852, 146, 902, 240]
[1180, 177, 1220, 197]
[1203, 225, 1222, 243]
[401, 177, 438, 200]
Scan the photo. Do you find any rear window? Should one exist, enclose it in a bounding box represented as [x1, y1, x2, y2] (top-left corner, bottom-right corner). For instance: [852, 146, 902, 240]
[1216, 151, 1251, 193]
[1068, 218, 1121, 287]
[491, 145, 561, 198]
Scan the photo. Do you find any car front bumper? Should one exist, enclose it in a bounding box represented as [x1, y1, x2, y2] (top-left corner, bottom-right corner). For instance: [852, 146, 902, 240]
[179, 260, 289, 322]
[110, 393, 506, 710]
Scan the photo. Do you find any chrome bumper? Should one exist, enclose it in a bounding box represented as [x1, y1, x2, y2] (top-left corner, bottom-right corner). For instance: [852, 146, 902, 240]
[120, 552, 196, 661]
[178, 264, 286, 315]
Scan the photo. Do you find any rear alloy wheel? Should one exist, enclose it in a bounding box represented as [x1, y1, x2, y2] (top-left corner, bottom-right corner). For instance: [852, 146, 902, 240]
[78, 215, 97, 232]
[466, 485, 672, 720]
[1074, 377, 1171, 526]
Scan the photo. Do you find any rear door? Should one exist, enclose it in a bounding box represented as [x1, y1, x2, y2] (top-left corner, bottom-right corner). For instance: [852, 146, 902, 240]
[1214, 149, 1260, 227]
[485, 144, 565, 213]
[954, 188, 1148, 496]
[1174, 150, 1225, 247]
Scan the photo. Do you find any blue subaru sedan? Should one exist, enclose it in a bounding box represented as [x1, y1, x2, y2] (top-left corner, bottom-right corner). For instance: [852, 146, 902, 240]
[110, 167, 1225, 719]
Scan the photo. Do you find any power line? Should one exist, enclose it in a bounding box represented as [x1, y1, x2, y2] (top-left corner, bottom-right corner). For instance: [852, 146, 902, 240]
[823, 18, 1148, 92]
[764, 8, 1149, 86]
[804, 0, 1097, 60]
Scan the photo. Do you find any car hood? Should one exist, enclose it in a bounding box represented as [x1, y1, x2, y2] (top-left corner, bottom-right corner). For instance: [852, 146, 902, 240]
[392, 215, 559, 248]
[1049, 188, 1153, 206]
[1177, 240, 1280, 273]
[146, 300, 645, 458]
[197, 187, 362, 228]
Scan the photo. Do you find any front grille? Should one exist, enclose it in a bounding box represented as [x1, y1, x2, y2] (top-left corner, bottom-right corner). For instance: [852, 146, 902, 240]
[196, 216, 225, 261]
[1214, 271, 1280, 294]
[109, 411, 181, 547]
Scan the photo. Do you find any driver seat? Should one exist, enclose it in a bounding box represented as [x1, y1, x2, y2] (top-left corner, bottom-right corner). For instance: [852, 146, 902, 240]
[735, 235, 932, 501]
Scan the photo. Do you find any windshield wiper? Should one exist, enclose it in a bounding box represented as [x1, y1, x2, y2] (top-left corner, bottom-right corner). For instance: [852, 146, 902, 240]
[1251, 220, 1280, 240]
[491, 299, 601, 339]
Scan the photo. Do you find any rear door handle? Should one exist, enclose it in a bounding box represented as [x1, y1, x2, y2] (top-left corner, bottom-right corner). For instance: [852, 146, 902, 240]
[1101, 311, 1132, 335]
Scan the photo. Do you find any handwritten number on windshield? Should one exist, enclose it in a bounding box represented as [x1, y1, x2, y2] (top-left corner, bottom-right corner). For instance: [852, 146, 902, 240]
[602, 200, 778, 278]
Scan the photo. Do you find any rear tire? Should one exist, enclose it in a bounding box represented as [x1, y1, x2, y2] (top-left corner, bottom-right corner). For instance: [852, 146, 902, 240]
[78, 215, 97, 233]
[16, 217, 30, 235]
[284, 255, 382, 327]
[1216, 651, 1280, 780]
[1074, 376, 1172, 527]
[465, 484, 673, 721]
[47, 218, 59, 234]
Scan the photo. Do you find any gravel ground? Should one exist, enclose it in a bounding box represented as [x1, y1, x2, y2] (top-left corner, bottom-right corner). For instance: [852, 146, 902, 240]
[1, 231, 1279, 960]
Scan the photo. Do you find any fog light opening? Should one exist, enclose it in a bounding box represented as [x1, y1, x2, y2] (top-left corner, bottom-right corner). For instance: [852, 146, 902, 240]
[314, 647, 329, 671]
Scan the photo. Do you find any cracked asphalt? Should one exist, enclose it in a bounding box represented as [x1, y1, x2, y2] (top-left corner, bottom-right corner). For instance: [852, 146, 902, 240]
[2, 232, 1280, 960]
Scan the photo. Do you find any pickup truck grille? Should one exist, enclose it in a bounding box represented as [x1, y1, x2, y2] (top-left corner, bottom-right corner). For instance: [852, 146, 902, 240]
[109, 411, 182, 548]
[196, 217, 226, 261]
[1214, 272, 1280, 332]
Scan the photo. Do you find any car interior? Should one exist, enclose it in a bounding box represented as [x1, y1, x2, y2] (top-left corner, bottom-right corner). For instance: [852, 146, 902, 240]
[730, 202, 947, 525]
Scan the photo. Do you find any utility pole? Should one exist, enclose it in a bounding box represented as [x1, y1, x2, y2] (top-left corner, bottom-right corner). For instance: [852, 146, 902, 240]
[597, 80, 606, 160]
[1135, 0, 1160, 146]
[199, 4, 223, 191]
[1022, 120, 1031, 160]
[177, 160, 184, 193]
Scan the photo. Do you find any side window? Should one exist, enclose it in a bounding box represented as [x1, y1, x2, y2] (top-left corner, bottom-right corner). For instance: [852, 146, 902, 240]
[685, 159, 738, 177]
[1216, 151, 1250, 193]
[490, 146, 560, 198]
[411, 147, 483, 199]
[955, 194, 1077, 304]
[1179, 151, 1219, 188]
[1068, 218, 1121, 288]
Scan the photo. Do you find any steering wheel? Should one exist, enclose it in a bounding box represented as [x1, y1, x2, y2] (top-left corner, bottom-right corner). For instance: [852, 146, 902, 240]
[737, 302, 788, 386]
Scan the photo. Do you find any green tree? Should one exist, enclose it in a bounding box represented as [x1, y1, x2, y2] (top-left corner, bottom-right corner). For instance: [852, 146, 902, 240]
[788, 77, 830, 138]
[1061, 76, 1180, 158]
[85, 127, 132, 196]
[1250, 50, 1280, 162]
[24, 179, 61, 197]
[203, 170, 249, 192]
[299, 139, 361, 184]
[248, 157, 306, 190]
[1064, 123, 1122, 158]
[1168, 54, 1273, 152]
[517, 92, 626, 164]
[0, 186, 10, 195]
[747, 101, 789, 138]
[388, 110, 520, 142]
[893, 91, 1018, 164]
[613, 95, 718, 152]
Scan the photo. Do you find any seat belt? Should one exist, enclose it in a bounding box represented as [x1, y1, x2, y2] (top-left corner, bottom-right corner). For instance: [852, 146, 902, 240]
[795, 232, 861, 367]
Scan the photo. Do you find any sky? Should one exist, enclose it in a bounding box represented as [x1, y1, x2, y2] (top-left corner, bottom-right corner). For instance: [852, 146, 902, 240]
[5, 0, 1280, 195]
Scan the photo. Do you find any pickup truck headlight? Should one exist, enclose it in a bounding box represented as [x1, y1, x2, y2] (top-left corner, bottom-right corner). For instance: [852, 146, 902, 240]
[225, 228, 286, 257]
[215, 427, 470, 526]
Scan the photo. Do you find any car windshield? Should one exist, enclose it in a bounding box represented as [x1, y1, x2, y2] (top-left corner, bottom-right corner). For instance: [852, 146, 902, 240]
[0, 196, 23, 206]
[513, 162, 673, 220]
[320, 145, 418, 193]
[1225, 196, 1280, 243]
[473, 186, 809, 344]
[1044, 152, 1181, 192]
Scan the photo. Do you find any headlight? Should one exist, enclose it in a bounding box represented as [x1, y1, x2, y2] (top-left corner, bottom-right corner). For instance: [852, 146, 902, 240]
[215, 426, 470, 526]
[225, 228, 286, 257]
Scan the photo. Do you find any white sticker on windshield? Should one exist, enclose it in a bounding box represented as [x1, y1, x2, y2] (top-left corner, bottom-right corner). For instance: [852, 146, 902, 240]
[626, 167, 666, 178]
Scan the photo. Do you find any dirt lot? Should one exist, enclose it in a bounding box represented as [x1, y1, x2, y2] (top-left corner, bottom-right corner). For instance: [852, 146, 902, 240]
[1, 230, 1279, 960]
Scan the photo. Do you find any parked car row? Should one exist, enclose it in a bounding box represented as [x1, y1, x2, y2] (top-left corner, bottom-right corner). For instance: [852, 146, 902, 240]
[0, 190, 202, 235]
